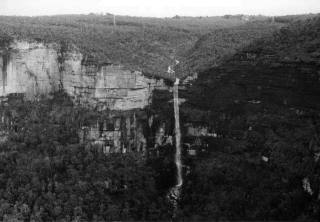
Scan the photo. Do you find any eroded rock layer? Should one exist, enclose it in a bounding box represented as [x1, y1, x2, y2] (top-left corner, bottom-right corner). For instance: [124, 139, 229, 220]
[0, 40, 165, 110]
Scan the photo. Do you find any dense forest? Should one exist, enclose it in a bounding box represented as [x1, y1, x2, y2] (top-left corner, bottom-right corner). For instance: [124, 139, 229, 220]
[177, 16, 320, 221]
[0, 92, 176, 221]
[182, 21, 282, 73]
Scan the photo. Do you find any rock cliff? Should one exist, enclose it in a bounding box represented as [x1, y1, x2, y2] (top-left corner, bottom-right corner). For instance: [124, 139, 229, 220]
[0, 40, 165, 110]
[0, 40, 170, 152]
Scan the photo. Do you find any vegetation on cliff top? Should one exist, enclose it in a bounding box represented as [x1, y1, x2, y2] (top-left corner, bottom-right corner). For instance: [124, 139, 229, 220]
[0, 13, 288, 79]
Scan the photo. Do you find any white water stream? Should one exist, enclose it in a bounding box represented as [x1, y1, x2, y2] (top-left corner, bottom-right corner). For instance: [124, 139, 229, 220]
[173, 78, 183, 188]
[167, 78, 183, 218]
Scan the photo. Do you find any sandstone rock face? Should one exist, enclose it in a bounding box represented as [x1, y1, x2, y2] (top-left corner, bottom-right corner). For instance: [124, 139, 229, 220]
[0, 40, 168, 152]
[0, 41, 60, 99]
[0, 40, 165, 110]
[0, 40, 171, 153]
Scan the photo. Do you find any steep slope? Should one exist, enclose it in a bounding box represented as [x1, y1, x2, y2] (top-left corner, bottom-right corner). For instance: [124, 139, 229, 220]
[182, 21, 283, 74]
[186, 17, 320, 112]
[179, 16, 320, 220]
[180, 13, 319, 76]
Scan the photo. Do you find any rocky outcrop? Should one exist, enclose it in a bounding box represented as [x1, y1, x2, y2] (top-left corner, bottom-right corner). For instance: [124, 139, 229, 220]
[0, 41, 60, 98]
[79, 111, 147, 154]
[0, 40, 166, 110]
[0, 40, 170, 151]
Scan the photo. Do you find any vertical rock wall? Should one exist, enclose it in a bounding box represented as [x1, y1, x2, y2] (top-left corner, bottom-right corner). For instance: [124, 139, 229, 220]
[0, 40, 168, 152]
[0, 41, 60, 99]
[0, 40, 165, 110]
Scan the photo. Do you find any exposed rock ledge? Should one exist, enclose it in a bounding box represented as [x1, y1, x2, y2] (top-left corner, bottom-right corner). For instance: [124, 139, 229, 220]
[0, 40, 166, 110]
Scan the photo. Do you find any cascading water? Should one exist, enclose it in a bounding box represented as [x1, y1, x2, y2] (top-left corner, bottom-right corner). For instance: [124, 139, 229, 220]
[173, 78, 183, 188]
[168, 77, 183, 218]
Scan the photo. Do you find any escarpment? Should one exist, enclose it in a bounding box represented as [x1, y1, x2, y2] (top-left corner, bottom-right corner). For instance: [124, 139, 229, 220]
[0, 40, 169, 151]
[0, 40, 166, 110]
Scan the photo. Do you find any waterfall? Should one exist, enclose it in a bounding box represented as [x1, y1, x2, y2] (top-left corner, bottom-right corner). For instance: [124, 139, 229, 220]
[173, 78, 183, 187]
[167, 78, 183, 218]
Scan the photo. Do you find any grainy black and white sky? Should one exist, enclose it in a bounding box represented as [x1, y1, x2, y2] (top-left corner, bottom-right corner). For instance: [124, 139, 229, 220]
[0, 0, 319, 17]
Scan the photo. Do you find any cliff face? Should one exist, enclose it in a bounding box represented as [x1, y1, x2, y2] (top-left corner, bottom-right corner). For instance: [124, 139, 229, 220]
[0, 40, 165, 110]
[0, 40, 170, 152]
[0, 41, 60, 98]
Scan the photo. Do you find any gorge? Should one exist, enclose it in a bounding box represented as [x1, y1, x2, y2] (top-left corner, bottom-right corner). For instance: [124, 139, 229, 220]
[0, 13, 319, 221]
